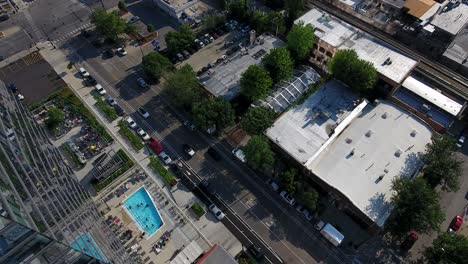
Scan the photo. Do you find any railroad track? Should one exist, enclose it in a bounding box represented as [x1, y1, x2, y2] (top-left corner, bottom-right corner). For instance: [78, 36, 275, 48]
[308, 1, 468, 99]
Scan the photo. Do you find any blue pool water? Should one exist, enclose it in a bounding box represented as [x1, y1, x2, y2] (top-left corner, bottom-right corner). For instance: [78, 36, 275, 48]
[123, 187, 163, 237]
[71, 232, 107, 262]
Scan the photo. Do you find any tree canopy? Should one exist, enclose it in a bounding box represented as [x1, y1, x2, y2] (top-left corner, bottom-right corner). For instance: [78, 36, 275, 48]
[240, 65, 273, 101]
[287, 21, 314, 62]
[91, 9, 133, 41]
[142, 52, 173, 81]
[165, 65, 200, 108]
[423, 134, 463, 192]
[227, 0, 250, 22]
[281, 168, 297, 194]
[424, 233, 468, 264]
[202, 14, 226, 31]
[118, 1, 127, 10]
[385, 177, 444, 238]
[262, 47, 294, 83]
[249, 11, 286, 35]
[244, 136, 275, 170]
[165, 24, 195, 54]
[285, 0, 305, 26]
[241, 106, 276, 135]
[327, 49, 378, 94]
[45, 107, 65, 130]
[192, 98, 235, 131]
[301, 190, 319, 211]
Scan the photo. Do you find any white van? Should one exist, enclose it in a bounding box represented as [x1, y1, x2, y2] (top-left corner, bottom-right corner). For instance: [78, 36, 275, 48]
[315, 221, 344, 246]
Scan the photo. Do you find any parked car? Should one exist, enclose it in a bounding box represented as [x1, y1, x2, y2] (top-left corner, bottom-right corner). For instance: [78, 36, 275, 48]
[207, 147, 221, 161]
[129, 16, 140, 23]
[267, 179, 280, 192]
[158, 151, 172, 165]
[104, 49, 114, 58]
[449, 215, 463, 232]
[86, 76, 97, 86]
[456, 136, 465, 148]
[182, 144, 195, 157]
[138, 107, 150, 118]
[95, 84, 106, 95]
[280, 191, 296, 206]
[125, 116, 137, 128]
[148, 138, 163, 153]
[117, 47, 127, 56]
[136, 128, 150, 141]
[247, 245, 264, 261]
[208, 204, 225, 220]
[176, 53, 184, 62]
[183, 120, 196, 131]
[79, 67, 90, 77]
[182, 50, 190, 59]
[106, 96, 117, 106]
[113, 104, 125, 116]
[204, 34, 214, 42]
[202, 37, 210, 45]
[232, 148, 246, 163]
[401, 231, 418, 251]
[296, 205, 313, 221]
[211, 32, 219, 39]
[136, 77, 148, 88]
[241, 25, 251, 33]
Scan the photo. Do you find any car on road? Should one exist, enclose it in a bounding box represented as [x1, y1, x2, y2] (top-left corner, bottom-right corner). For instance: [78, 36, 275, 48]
[182, 144, 195, 157]
[136, 77, 148, 88]
[117, 47, 127, 56]
[208, 204, 225, 220]
[125, 116, 137, 129]
[207, 147, 221, 161]
[104, 49, 114, 58]
[148, 138, 163, 153]
[247, 245, 264, 261]
[129, 16, 140, 23]
[7, 83, 17, 93]
[296, 204, 313, 221]
[106, 96, 117, 106]
[232, 148, 246, 163]
[401, 231, 418, 251]
[136, 128, 150, 141]
[86, 76, 97, 86]
[183, 120, 196, 131]
[449, 215, 463, 232]
[280, 191, 296, 206]
[171, 161, 184, 177]
[138, 107, 150, 118]
[79, 67, 90, 78]
[113, 104, 125, 116]
[456, 136, 465, 148]
[267, 179, 280, 192]
[95, 84, 106, 95]
[158, 151, 172, 165]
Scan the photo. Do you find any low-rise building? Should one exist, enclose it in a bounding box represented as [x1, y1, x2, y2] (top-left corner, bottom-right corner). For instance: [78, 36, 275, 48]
[442, 26, 468, 76]
[152, 0, 210, 22]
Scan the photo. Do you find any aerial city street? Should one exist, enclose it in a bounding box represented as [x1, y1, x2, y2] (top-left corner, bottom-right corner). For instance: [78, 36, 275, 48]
[0, 0, 467, 263]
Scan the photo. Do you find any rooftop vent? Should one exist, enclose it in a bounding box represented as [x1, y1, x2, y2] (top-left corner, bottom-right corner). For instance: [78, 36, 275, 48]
[382, 112, 388, 119]
[365, 130, 372, 138]
[410, 130, 417, 137]
[395, 149, 402, 157]
[345, 138, 353, 144]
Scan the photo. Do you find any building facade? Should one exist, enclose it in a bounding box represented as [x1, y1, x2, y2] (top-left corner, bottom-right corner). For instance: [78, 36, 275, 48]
[0, 81, 132, 263]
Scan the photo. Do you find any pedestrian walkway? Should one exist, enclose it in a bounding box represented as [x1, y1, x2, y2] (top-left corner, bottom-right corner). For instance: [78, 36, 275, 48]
[52, 22, 93, 45]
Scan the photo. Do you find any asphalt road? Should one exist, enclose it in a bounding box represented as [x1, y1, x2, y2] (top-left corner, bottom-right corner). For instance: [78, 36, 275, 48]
[64, 30, 353, 263]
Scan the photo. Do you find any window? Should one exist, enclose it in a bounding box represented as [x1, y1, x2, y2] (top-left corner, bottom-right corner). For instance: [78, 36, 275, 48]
[319, 47, 325, 53]
[326, 51, 333, 57]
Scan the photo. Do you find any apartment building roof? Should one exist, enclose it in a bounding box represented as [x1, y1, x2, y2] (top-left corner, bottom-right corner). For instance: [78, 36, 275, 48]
[431, 2, 468, 35]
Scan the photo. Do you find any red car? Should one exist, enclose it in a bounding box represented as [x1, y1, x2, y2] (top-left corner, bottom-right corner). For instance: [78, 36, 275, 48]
[449, 215, 463, 232]
[148, 138, 163, 153]
[401, 231, 418, 251]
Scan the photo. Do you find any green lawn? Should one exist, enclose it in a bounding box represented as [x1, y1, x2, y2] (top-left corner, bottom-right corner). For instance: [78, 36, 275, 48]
[149, 156, 178, 186]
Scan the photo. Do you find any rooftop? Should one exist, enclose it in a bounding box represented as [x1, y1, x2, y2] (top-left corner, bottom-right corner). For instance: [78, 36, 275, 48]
[195, 244, 237, 264]
[404, 0, 436, 18]
[443, 26, 468, 66]
[266, 80, 362, 165]
[296, 9, 418, 84]
[337, 0, 363, 8]
[431, 1, 468, 35]
[200, 35, 285, 100]
[161, 0, 196, 9]
[381, 0, 408, 9]
[309, 101, 433, 227]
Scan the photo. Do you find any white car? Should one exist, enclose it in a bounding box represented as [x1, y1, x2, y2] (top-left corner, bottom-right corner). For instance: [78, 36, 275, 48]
[456, 136, 465, 148]
[106, 96, 117, 106]
[136, 128, 150, 141]
[209, 204, 225, 220]
[124, 116, 137, 129]
[182, 144, 195, 157]
[95, 84, 106, 95]
[280, 191, 296, 206]
[79, 67, 90, 77]
[138, 107, 150, 118]
[158, 151, 172, 165]
[232, 148, 246, 163]
[136, 77, 148, 88]
[117, 47, 127, 56]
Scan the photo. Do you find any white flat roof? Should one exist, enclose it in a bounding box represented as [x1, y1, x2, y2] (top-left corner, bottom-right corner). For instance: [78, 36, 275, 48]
[296, 9, 418, 84]
[402, 76, 463, 116]
[309, 101, 433, 226]
[266, 80, 360, 164]
[338, 0, 363, 9]
[431, 2, 468, 35]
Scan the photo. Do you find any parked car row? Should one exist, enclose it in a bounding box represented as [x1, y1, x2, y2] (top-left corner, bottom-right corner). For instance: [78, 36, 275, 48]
[171, 28, 227, 64]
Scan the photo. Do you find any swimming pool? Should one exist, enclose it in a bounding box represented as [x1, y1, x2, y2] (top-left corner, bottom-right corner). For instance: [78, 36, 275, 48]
[123, 187, 164, 237]
[71, 232, 108, 262]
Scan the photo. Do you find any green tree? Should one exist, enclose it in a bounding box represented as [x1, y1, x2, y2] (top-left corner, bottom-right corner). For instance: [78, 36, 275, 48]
[424, 233, 468, 264]
[301, 190, 319, 211]
[118, 1, 127, 10]
[165, 24, 195, 54]
[268, 12, 286, 36]
[142, 52, 173, 81]
[263, 47, 294, 83]
[202, 14, 226, 31]
[240, 65, 273, 101]
[327, 49, 377, 94]
[45, 107, 65, 129]
[192, 98, 235, 131]
[241, 106, 276, 135]
[287, 21, 314, 62]
[281, 168, 297, 194]
[250, 10, 269, 33]
[285, 0, 305, 25]
[227, 0, 250, 22]
[244, 136, 275, 170]
[423, 134, 463, 192]
[385, 177, 444, 238]
[91, 9, 133, 41]
[165, 65, 200, 108]
[147, 24, 155, 33]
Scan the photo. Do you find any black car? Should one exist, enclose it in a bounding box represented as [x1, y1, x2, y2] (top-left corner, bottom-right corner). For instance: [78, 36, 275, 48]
[207, 147, 221, 161]
[247, 245, 264, 261]
[113, 104, 125, 116]
[0, 56, 5, 61]
[104, 49, 114, 58]
[86, 76, 97, 86]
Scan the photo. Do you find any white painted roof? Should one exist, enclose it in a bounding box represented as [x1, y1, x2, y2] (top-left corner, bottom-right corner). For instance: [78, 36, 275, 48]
[170, 241, 203, 264]
[402, 76, 463, 116]
[431, 2, 468, 35]
[309, 101, 433, 227]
